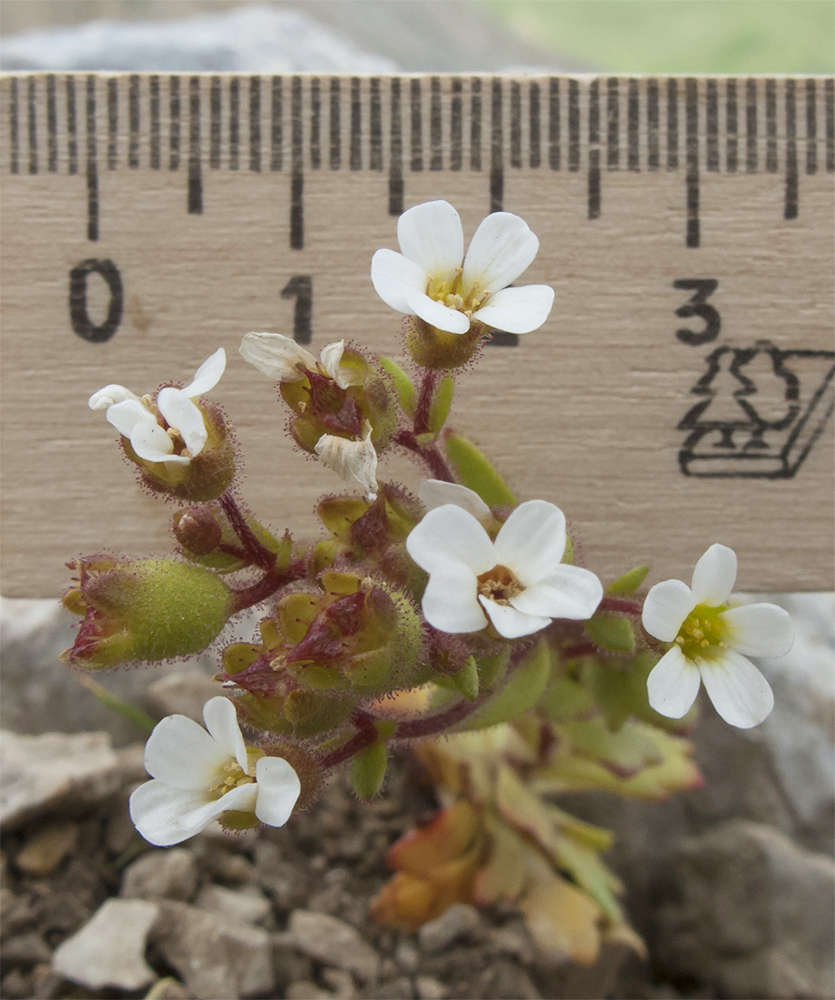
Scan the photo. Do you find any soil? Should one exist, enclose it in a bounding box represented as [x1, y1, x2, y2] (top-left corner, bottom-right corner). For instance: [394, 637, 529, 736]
[0, 750, 715, 1000]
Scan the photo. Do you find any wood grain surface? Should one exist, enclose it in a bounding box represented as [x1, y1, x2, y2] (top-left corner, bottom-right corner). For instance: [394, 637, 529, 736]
[1, 73, 833, 596]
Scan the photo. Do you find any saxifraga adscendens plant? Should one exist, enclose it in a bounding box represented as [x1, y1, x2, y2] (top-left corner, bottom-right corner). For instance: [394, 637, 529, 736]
[64, 200, 795, 963]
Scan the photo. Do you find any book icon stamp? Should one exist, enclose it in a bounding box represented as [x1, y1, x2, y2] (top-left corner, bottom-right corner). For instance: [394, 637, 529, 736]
[678, 342, 835, 478]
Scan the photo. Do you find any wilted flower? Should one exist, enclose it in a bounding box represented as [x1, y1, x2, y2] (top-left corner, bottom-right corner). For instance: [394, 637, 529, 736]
[129, 697, 300, 846]
[89, 348, 226, 465]
[371, 200, 554, 335]
[642, 544, 794, 729]
[406, 500, 603, 639]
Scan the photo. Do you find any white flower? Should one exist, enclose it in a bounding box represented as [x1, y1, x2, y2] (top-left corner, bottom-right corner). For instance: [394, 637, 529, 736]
[371, 200, 555, 335]
[89, 348, 226, 465]
[129, 697, 300, 847]
[406, 499, 603, 639]
[239, 332, 364, 389]
[642, 544, 794, 729]
[417, 479, 495, 528]
[314, 421, 379, 500]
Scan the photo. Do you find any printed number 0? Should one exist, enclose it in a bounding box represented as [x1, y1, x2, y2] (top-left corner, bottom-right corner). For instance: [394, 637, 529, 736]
[672, 279, 721, 345]
[69, 259, 124, 344]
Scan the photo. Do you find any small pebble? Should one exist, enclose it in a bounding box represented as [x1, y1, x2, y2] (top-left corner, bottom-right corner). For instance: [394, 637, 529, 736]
[285, 982, 333, 1000]
[15, 823, 78, 877]
[415, 976, 449, 1000]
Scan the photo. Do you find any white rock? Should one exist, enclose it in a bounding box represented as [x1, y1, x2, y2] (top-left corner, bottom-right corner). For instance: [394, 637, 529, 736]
[121, 849, 199, 902]
[196, 884, 272, 926]
[418, 903, 482, 954]
[147, 671, 222, 723]
[152, 900, 274, 1000]
[0, 729, 122, 830]
[288, 910, 379, 983]
[52, 898, 159, 991]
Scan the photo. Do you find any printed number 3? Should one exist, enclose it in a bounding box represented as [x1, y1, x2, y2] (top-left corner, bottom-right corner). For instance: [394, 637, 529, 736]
[673, 279, 721, 345]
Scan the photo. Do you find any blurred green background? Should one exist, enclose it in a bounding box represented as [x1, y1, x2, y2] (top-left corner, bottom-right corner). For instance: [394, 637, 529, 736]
[486, 0, 835, 73]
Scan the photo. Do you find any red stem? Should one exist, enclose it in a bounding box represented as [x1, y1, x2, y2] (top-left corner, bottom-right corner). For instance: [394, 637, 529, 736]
[219, 493, 277, 572]
[413, 370, 437, 436]
[599, 595, 644, 616]
[393, 429, 455, 482]
[318, 710, 379, 770]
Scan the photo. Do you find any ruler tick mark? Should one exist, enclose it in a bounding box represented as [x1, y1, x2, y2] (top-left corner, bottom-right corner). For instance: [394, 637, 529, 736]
[548, 78, 560, 170]
[129, 75, 140, 168]
[210, 76, 221, 169]
[510, 80, 521, 169]
[46, 74, 57, 172]
[388, 76, 403, 215]
[27, 76, 38, 175]
[450, 77, 463, 171]
[430, 77, 443, 171]
[229, 77, 240, 171]
[628, 78, 639, 172]
[188, 76, 202, 214]
[9, 77, 19, 174]
[568, 79, 580, 171]
[490, 77, 503, 211]
[66, 76, 78, 174]
[606, 77, 619, 171]
[351, 77, 362, 171]
[647, 78, 659, 171]
[588, 79, 601, 217]
[529, 80, 541, 169]
[107, 78, 118, 170]
[370, 77, 382, 171]
[470, 77, 482, 172]
[784, 79, 798, 220]
[726, 79, 738, 173]
[149, 75, 160, 170]
[745, 78, 757, 173]
[169, 75, 180, 172]
[410, 78, 423, 172]
[766, 79, 777, 172]
[250, 76, 261, 172]
[86, 75, 98, 241]
[270, 76, 282, 171]
[310, 78, 321, 170]
[666, 78, 678, 170]
[330, 78, 341, 170]
[685, 78, 699, 247]
[826, 79, 835, 172]
[290, 76, 303, 249]
[706, 80, 719, 171]
[806, 79, 817, 175]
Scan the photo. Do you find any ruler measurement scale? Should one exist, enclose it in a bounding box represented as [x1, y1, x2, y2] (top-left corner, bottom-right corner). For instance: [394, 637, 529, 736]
[6, 74, 833, 248]
[1, 73, 833, 596]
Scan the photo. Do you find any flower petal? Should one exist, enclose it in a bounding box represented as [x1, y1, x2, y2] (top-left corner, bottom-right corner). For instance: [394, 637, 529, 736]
[472, 284, 555, 334]
[183, 347, 226, 397]
[397, 200, 464, 276]
[406, 290, 471, 334]
[89, 384, 140, 410]
[699, 648, 774, 728]
[314, 429, 378, 498]
[492, 500, 566, 587]
[105, 398, 156, 437]
[418, 479, 492, 526]
[406, 505, 495, 575]
[130, 421, 185, 463]
[422, 559, 487, 633]
[462, 212, 540, 294]
[691, 543, 737, 606]
[642, 579, 696, 642]
[721, 603, 795, 658]
[157, 388, 208, 457]
[203, 697, 248, 772]
[479, 596, 550, 639]
[255, 757, 302, 827]
[370, 249, 428, 313]
[143, 714, 230, 789]
[509, 565, 603, 621]
[130, 780, 258, 846]
[239, 332, 317, 381]
[318, 341, 364, 389]
[646, 646, 702, 719]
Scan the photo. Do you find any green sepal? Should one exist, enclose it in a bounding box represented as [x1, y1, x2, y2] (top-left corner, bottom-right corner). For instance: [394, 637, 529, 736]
[351, 740, 388, 800]
[379, 356, 417, 416]
[451, 656, 480, 701]
[585, 616, 635, 654]
[466, 639, 552, 730]
[427, 375, 455, 437]
[607, 566, 650, 596]
[443, 433, 517, 508]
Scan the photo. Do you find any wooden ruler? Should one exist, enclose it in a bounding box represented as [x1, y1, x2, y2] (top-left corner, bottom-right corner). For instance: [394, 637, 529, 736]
[1, 73, 833, 597]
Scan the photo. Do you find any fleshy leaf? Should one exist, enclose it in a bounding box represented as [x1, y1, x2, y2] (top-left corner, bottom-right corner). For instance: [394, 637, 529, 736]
[519, 871, 602, 965]
[427, 375, 455, 437]
[563, 718, 663, 777]
[443, 433, 517, 508]
[451, 656, 480, 701]
[351, 740, 388, 800]
[386, 800, 482, 872]
[473, 814, 530, 905]
[607, 566, 650, 596]
[539, 675, 595, 722]
[554, 836, 623, 923]
[466, 639, 552, 730]
[379, 356, 417, 416]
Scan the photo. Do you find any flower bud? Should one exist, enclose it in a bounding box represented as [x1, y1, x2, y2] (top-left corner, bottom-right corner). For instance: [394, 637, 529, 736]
[404, 317, 486, 371]
[62, 556, 234, 669]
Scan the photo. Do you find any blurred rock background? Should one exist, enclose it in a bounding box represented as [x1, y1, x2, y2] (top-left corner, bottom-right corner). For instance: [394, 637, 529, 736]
[1, 2, 833, 998]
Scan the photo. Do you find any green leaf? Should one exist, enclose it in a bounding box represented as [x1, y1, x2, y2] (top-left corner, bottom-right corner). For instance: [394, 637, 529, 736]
[554, 836, 623, 923]
[585, 616, 635, 653]
[539, 675, 594, 722]
[563, 717, 663, 777]
[379, 356, 417, 416]
[351, 740, 388, 800]
[427, 375, 455, 436]
[607, 565, 649, 595]
[443, 433, 517, 508]
[451, 656, 480, 701]
[466, 639, 552, 730]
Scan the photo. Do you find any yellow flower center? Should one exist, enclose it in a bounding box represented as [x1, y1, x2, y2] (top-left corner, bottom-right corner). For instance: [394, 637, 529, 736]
[675, 604, 730, 662]
[426, 268, 490, 317]
[207, 750, 262, 800]
[477, 565, 523, 605]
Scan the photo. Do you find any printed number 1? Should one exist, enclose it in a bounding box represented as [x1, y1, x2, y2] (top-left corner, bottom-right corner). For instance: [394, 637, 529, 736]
[673, 279, 721, 345]
[282, 275, 313, 345]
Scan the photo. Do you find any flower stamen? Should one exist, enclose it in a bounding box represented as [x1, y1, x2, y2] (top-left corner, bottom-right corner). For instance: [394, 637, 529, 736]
[476, 565, 523, 606]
